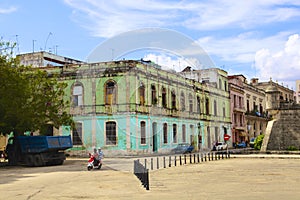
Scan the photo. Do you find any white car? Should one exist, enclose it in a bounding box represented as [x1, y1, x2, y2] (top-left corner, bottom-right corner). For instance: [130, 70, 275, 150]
[216, 142, 228, 151]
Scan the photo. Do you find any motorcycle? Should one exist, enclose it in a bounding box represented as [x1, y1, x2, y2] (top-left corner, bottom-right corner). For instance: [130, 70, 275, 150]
[87, 153, 102, 171]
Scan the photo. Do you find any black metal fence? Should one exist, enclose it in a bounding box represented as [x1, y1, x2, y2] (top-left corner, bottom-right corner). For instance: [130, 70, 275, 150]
[134, 159, 149, 190]
[133, 151, 230, 190]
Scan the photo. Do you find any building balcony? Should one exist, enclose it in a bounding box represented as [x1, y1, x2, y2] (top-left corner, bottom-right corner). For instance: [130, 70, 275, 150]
[232, 124, 246, 131]
[245, 110, 270, 119]
[233, 106, 246, 113]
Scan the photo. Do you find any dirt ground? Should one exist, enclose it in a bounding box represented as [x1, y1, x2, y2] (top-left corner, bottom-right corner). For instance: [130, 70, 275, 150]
[0, 156, 299, 200]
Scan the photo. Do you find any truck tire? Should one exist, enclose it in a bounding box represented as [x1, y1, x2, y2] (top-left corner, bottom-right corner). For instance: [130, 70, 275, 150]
[25, 155, 35, 166]
[33, 154, 44, 167]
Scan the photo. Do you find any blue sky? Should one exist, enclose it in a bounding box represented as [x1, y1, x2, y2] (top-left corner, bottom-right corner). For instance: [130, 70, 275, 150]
[1, 0, 300, 89]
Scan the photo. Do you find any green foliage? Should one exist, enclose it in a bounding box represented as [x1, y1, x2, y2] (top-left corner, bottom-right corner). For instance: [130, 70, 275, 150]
[287, 146, 298, 151]
[0, 42, 73, 135]
[254, 134, 265, 150]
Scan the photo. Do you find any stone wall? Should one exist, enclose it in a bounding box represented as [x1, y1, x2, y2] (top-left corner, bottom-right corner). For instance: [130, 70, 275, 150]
[262, 103, 300, 151]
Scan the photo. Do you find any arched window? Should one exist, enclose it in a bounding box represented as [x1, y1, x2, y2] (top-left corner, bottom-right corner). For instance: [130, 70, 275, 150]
[197, 96, 201, 113]
[173, 124, 177, 143]
[72, 122, 83, 145]
[139, 83, 145, 105]
[106, 121, 117, 145]
[214, 100, 217, 116]
[205, 98, 210, 115]
[207, 126, 211, 149]
[182, 124, 186, 143]
[140, 121, 146, 144]
[151, 84, 157, 105]
[105, 81, 117, 105]
[171, 90, 176, 109]
[162, 87, 167, 108]
[72, 83, 83, 106]
[163, 123, 168, 144]
[180, 92, 185, 111]
[189, 93, 193, 112]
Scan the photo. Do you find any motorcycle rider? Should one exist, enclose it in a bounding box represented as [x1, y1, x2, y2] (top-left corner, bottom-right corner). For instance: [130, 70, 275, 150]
[92, 148, 100, 166]
[98, 147, 104, 164]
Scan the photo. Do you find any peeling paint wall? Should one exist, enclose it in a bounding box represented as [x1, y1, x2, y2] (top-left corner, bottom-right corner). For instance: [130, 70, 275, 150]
[54, 60, 231, 155]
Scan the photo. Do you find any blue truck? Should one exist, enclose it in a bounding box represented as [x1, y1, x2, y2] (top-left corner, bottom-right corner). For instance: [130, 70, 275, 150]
[6, 135, 72, 167]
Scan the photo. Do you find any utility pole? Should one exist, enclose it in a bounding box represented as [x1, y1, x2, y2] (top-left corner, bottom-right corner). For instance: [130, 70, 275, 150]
[32, 40, 36, 53]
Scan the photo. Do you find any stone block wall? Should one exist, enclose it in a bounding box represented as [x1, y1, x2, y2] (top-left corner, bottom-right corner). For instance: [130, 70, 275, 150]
[263, 104, 300, 151]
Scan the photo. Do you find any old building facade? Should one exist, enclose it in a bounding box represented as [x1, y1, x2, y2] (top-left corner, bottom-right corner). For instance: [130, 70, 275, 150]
[18, 51, 231, 155]
[228, 75, 246, 144]
[61, 61, 232, 155]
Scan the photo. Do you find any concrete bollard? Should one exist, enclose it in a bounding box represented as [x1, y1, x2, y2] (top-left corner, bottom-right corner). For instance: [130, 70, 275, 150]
[175, 156, 177, 166]
[180, 155, 182, 165]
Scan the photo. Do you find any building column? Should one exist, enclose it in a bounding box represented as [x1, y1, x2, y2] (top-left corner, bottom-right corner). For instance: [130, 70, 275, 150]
[92, 116, 96, 147]
[126, 116, 130, 149]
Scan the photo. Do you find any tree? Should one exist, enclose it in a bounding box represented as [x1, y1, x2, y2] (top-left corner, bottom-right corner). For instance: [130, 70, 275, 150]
[254, 134, 265, 150]
[0, 42, 73, 136]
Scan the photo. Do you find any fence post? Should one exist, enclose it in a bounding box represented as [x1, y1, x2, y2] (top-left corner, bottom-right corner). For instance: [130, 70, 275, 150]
[197, 153, 200, 163]
[157, 157, 159, 169]
[169, 156, 171, 167]
[208, 153, 210, 161]
[193, 154, 196, 163]
[180, 155, 182, 165]
[184, 154, 187, 164]
[211, 152, 214, 161]
[145, 169, 149, 190]
[163, 157, 166, 168]
[204, 153, 207, 162]
[175, 156, 177, 166]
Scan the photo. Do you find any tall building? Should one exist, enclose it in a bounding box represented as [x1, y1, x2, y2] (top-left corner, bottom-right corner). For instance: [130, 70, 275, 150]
[228, 75, 246, 145]
[181, 67, 232, 148]
[244, 78, 268, 140]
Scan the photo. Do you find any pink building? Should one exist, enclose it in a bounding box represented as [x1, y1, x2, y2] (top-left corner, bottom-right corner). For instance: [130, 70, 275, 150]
[228, 75, 246, 144]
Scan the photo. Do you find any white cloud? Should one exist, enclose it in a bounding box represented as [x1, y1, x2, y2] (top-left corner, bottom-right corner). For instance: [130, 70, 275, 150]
[197, 31, 291, 63]
[255, 34, 300, 85]
[143, 53, 190, 72]
[64, 0, 300, 38]
[0, 6, 17, 14]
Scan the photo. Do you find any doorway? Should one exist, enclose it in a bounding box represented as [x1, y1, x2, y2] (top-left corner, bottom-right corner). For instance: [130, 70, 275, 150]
[152, 122, 158, 152]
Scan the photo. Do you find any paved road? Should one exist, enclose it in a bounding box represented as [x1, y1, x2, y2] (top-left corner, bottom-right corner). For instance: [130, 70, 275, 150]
[0, 154, 299, 200]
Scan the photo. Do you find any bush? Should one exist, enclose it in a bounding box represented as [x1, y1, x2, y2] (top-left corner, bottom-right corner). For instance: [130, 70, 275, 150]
[254, 134, 265, 150]
[287, 146, 298, 151]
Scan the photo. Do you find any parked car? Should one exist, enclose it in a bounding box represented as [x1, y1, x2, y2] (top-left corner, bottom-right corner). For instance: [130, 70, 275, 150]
[236, 141, 247, 148]
[249, 138, 256, 148]
[171, 143, 194, 154]
[215, 142, 228, 151]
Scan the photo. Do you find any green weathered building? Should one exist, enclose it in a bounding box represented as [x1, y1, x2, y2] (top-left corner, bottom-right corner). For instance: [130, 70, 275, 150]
[19, 52, 231, 155]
